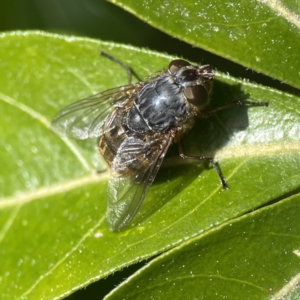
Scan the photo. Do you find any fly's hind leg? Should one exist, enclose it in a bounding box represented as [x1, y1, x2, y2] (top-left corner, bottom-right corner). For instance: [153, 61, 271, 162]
[100, 51, 141, 84]
[178, 140, 228, 190]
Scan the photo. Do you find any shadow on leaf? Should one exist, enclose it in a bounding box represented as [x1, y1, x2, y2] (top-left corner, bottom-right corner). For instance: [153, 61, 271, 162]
[128, 81, 263, 228]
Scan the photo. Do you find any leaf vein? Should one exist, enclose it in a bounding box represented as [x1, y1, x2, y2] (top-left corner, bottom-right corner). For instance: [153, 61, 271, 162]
[18, 215, 106, 299]
[0, 92, 93, 171]
[0, 206, 21, 243]
[259, 0, 300, 29]
[43, 52, 96, 94]
[0, 173, 108, 209]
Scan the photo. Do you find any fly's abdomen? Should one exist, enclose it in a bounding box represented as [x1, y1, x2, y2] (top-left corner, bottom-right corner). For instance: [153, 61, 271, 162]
[99, 109, 128, 167]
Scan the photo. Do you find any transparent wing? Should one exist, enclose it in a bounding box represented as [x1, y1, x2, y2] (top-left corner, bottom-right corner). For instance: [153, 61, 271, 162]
[106, 133, 174, 231]
[51, 84, 138, 140]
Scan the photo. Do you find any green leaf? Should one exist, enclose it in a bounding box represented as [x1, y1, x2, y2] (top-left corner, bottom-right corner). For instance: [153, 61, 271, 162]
[110, 0, 300, 89]
[105, 194, 300, 300]
[0, 31, 299, 299]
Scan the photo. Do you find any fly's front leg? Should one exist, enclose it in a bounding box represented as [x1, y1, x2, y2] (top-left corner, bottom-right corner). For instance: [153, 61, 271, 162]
[200, 100, 269, 116]
[178, 140, 228, 190]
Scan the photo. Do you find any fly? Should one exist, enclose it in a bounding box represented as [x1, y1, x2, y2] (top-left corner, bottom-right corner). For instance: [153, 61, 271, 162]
[51, 51, 268, 231]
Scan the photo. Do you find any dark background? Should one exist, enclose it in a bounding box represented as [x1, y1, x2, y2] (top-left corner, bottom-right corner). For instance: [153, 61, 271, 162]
[1, 0, 298, 298]
[2, 0, 299, 96]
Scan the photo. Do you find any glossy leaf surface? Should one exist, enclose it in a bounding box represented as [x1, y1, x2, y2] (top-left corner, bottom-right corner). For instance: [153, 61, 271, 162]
[106, 194, 300, 300]
[0, 32, 299, 299]
[110, 0, 300, 89]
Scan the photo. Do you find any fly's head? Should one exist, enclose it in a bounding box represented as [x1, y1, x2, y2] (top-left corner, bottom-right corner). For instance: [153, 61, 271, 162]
[168, 59, 214, 109]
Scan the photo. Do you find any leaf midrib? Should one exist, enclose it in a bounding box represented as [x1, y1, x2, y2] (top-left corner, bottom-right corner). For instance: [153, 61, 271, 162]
[0, 173, 108, 209]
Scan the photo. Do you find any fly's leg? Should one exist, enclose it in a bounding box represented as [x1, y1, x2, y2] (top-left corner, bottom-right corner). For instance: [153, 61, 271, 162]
[100, 51, 141, 85]
[185, 101, 268, 188]
[200, 100, 268, 116]
[178, 140, 228, 190]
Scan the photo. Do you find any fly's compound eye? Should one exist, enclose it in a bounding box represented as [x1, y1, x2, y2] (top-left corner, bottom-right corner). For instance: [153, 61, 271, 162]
[168, 59, 190, 74]
[180, 69, 198, 81]
[184, 85, 209, 108]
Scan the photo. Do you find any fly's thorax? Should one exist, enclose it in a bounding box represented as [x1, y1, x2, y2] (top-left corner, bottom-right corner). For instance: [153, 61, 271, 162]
[126, 60, 214, 135]
[127, 74, 194, 133]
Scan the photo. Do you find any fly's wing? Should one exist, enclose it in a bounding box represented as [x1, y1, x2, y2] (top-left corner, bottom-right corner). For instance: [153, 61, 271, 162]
[106, 133, 174, 231]
[51, 84, 139, 140]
